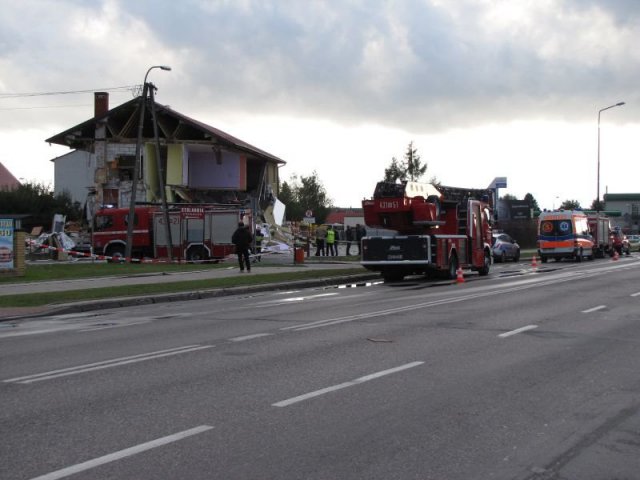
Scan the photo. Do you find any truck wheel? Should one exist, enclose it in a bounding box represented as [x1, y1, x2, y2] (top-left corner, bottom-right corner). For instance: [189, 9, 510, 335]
[478, 252, 490, 276]
[106, 245, 125, 263]
[575, 248, 583, 262]
[187, 246, 207, 263]
[541, 256, 548, 263]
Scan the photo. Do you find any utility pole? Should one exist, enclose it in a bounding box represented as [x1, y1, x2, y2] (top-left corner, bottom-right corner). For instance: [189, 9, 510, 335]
[125, 65, 171, 262]
[149, 84, 173, 260]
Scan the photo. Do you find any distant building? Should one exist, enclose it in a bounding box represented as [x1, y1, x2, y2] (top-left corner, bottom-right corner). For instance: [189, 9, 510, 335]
[51, 150, 95, 205]
[0, 161, 21, 191]
[604, 193, 640, 233]
[325, 208, 364, 227]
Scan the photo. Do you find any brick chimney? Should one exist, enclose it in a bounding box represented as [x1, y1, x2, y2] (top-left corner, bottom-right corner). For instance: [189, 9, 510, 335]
[94, 92, 109, 117]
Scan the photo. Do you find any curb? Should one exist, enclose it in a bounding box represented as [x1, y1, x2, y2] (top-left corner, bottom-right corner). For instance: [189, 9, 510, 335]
[1, 273, 382, 321]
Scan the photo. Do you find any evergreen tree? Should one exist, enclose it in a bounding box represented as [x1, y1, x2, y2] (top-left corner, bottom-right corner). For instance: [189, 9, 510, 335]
[524, 193, 540, 211]
[383, 157, 405, 183]
[404, 141, 427, 181]
[382, 141, 428, 183]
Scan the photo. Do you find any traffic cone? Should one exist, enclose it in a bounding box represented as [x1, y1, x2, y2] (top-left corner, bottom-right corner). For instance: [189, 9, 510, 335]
[531, 255, 538, 269]
[613, 250, 619, 261]
[456, 267, 465, 284]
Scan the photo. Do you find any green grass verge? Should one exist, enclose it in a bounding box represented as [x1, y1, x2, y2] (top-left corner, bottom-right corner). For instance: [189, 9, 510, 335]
[1, 257, 359, 284]
[0, 268, 367, 308]
[0, 261, 231, 283]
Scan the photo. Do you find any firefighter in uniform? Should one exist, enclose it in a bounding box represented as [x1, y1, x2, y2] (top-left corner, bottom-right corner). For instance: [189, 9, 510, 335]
[326, 225, 337, 256]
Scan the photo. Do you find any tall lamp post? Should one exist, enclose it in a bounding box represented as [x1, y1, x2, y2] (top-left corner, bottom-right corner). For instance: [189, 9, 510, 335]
[597, 101, 625, 212]
[125, 65, 172, 262]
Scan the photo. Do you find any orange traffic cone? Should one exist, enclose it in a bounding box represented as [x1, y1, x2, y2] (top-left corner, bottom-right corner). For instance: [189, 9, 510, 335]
[456, 267, 465, 284]
[613, 250, 619, 261]
[531, 255, 538, 269]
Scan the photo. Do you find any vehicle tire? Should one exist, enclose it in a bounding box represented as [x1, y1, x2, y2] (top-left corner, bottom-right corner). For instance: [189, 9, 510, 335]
[500, 251, 506, 263]
[187, 246, 207, 263]
[575, 248, 583, 262]
[106, 245, 125, 263]
[541, 256, 548, 263]
[478, 251, 490, 276]
[513, 250, 520, 262]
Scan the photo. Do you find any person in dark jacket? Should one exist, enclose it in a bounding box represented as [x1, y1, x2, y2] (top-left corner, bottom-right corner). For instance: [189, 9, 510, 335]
[232, 222, 253, 272]
[356, 223, 366, 255]
[345, 225, 354, 256]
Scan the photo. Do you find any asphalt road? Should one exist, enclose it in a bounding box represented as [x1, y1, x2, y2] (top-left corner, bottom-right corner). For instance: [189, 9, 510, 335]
[1, 256, 639, 479]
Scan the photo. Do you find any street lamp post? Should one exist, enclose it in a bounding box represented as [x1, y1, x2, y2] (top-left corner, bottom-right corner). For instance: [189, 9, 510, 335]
[597, 101, 625, 212]
[125, 65, 172, 262]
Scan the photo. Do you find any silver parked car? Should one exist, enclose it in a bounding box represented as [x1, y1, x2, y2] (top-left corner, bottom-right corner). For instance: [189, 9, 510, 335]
[492, 232, 520, 262]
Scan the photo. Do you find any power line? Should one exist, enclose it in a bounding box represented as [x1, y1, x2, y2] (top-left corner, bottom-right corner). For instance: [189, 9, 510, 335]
[0, 104, 93, 111]
[0, 85, 140, 99]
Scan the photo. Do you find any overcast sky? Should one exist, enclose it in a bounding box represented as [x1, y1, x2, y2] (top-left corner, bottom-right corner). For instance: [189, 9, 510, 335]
[1, 0, 638, 211]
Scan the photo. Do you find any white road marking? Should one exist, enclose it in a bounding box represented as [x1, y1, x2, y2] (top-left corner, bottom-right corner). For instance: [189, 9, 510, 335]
[281, 273, 594, 332]
[4, 345, 214, 384]
[272, 361, 424, 407]
[631, 292, 640, 297]
[498, 325, 538, 338]
[229, 333, 273, 342]
[28, 425, 213, 480]
[78, 320, 151, 332]
[581, 305, 607, 313]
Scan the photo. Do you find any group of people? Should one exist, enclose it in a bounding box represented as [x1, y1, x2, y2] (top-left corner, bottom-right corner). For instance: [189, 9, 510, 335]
[232, 221, 367, 273]
[314, 223, 366, 257]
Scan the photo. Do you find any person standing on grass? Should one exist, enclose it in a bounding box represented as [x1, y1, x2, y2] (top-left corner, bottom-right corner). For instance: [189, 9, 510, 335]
[345, 225, 354, 256]
[356, 223, 366, 255]
[315, 225, 326, 256]
[232, 222, 253, 272]
[326, 225, 336, 256]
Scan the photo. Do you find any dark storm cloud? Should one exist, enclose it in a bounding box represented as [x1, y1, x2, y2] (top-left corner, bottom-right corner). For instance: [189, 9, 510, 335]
[1, 0, 638, 133]
[121, 0, 638, 131]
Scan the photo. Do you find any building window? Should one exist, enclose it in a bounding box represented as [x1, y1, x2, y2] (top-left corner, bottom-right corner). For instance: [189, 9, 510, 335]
[117, 155, 136, 181]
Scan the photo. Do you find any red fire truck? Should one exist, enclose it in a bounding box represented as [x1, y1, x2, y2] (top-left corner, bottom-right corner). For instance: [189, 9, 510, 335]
[92, 205, 244, 262]
[361, 181, 493, 281]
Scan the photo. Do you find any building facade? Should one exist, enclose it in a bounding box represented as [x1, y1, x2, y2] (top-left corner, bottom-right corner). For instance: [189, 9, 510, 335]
[47, 93, 284, 222]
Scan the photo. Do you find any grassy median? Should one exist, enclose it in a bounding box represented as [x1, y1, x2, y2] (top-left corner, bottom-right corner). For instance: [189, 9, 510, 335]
[0, 262, 368, 308]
